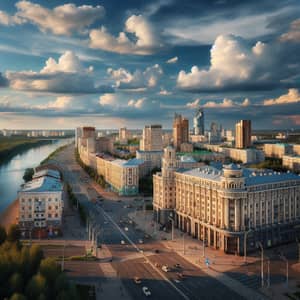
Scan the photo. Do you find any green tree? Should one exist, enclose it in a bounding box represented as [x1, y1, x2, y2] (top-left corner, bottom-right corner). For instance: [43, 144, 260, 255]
[9, 272, 24, 294]
[7, 224, 20, 242]
[29, 244, 43, 275]
[54, 273, 69, 294]
[39, 257, 59, 283]
[0, 226, 6, 245]
[9, 293, 27, 300]
[23, 168, 34, 182]
[25, 274, 47, 300]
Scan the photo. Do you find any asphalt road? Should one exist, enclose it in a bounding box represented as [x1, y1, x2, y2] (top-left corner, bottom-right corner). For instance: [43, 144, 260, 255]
[53, 145, 245, 300]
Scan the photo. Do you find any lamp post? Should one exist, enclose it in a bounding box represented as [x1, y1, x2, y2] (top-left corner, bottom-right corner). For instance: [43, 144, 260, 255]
[244, 229, 253, 264]
[257, 241, 264, 288]
[279, 253, 289, 287]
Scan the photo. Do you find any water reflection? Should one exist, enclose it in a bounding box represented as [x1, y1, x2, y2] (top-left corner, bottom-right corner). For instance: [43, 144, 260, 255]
[0, 139, 72, 212]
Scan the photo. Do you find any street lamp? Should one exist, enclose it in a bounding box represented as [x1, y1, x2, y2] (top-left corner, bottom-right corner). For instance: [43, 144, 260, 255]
[169, 212, 174, 241]
[256, 241, 264, 288]
[279, 253, 289, 287]
[244, 228, 253, 264]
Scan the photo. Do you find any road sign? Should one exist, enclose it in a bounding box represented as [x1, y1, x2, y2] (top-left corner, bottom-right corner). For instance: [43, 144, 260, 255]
[205, 258, 210, 267]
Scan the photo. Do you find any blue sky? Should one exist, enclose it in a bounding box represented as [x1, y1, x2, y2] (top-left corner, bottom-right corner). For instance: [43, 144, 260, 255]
[0, 0, 300, 130]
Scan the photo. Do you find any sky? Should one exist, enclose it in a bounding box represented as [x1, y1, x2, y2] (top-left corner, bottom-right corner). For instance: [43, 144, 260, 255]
[0, 0, 300, 130]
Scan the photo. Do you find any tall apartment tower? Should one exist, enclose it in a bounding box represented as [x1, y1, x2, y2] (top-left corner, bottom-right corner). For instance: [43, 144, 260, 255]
[140, 124, 163, 151]
[235, 120, 252, 149]
[193, 108, 204, 135]
[173, 113, 189, 151]
[119, 127, 130, 144]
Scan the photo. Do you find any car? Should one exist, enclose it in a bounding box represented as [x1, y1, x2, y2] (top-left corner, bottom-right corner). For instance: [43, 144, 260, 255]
[162, 265, 170, 272]
[138, 239, 144, 244]
[144, 234, 150, 239]
[134, 277, 142, 284]
[142, 286, 151, 297]
[174, 263, 181, 269]
[154, 249, 159, 253]
[104, 221, 108, 225]
[176, 272, 185, 280]
[124, 227, 129, 231]
[117, 199, 122, 202]
[121, 240, 126, 245]
[154, 262, 160, 267]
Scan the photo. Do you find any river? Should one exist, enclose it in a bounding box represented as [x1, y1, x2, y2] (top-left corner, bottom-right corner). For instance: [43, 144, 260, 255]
[0, 138, 73, 213]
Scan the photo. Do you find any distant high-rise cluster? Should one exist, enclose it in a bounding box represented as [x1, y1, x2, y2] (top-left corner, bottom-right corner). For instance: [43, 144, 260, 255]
[235, 120, 251, 149]
[193, 108, 204, 135]
[173, 113, 189, 151]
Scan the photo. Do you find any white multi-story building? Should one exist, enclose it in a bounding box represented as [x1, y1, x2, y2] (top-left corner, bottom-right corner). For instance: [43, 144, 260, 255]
[140, 125, 163, 151]
[283, 155, 300, 172]
[153, 148, 300, 254]
[18, 169, 64, 237]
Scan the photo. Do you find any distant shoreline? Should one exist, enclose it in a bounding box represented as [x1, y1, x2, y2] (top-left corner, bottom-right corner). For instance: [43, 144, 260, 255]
[0, 198, 18, 230]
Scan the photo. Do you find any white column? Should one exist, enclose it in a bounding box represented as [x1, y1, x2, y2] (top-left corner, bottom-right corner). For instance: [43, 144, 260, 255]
[235, 199, 240, 231]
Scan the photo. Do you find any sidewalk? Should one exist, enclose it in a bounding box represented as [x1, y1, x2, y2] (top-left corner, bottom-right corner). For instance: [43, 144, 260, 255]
[129, 210, 300, 300]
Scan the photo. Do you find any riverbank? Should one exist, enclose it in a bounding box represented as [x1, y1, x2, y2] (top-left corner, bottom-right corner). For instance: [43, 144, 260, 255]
[0, 198, 18, 230]
[0, 137, 53, 163]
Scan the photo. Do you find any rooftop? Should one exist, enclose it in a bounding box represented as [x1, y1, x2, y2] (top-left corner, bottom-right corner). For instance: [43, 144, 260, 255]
[20, 176, 63, 193]
[176, 165, 300, 186]
[32, 169, 61, 180]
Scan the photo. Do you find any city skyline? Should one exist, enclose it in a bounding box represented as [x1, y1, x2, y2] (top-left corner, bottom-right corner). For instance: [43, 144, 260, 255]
[0, 0, 300, 130]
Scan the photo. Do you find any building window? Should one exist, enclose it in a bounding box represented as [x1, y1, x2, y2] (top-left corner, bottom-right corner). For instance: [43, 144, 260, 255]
[48, 214, 52, 218]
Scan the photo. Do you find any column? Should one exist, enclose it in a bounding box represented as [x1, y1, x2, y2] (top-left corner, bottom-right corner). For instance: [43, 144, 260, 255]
[235, 199, 240, 231]
[224, 198, 229, 229]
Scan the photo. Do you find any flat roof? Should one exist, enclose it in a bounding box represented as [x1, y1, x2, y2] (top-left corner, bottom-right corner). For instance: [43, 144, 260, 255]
[20, 176, 63, 193]
[176, 165, 300, 186]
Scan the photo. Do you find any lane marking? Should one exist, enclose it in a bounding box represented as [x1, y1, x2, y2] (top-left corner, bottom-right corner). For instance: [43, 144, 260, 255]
[97, 206, 190, 300]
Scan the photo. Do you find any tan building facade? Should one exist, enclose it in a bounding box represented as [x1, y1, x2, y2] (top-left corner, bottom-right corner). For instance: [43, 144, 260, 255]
[173, 113, 189, 151]
[140, 124, 163, 151]
[153, 151, 300, 254]
[235, 120, 251, 149]
[264, 143, 293, 158]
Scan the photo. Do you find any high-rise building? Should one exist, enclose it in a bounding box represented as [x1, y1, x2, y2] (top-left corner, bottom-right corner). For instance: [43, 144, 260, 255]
[119, 127, 130, 144]
[173, 113, 189, 151]
[193, 108, 204, 135]
[235, 120, 251, 149]
[140, 124, 163, 151]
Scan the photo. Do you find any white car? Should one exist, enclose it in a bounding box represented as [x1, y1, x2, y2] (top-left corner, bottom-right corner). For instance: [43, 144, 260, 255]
[162, 265, 170, 272]
[124, 227, 129, 231]
[121, 240, 126, 245]
[138, 239, 144, 244]
[142, 286, 151, 297]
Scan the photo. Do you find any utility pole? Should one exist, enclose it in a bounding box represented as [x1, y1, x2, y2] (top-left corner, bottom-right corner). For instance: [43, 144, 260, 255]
[244, 229, 252, 264]
[257, 242, 264, 288]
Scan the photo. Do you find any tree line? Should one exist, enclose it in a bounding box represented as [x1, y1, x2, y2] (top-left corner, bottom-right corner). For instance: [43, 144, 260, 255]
[0, 224, 79, 300]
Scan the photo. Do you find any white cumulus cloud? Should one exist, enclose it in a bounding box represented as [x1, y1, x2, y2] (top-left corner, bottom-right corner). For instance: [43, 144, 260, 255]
[177, 34, 277, 92]
[7, 51, 112, 94]
[89, 14, 161, 55]
[107, 64, 163, 90]
[263, 89, 300, 105]
[0, 1, 104, 35]
[128, 98, 145, 109]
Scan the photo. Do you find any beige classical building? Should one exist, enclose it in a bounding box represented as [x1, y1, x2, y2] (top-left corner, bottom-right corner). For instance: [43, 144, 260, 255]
[18, 169, 64, 238]
[264, 143, 293, 158]
[153, 148, 300, 254]
[235, 120, 251, 149]
[140, 124, 163, 151]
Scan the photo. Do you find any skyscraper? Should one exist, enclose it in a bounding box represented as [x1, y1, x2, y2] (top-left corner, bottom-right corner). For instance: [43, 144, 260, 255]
[173, 113, 189, 151]
[235, 120, 252, 149]
[140, 124, 163, 151]
[193, 108, 204, 135]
